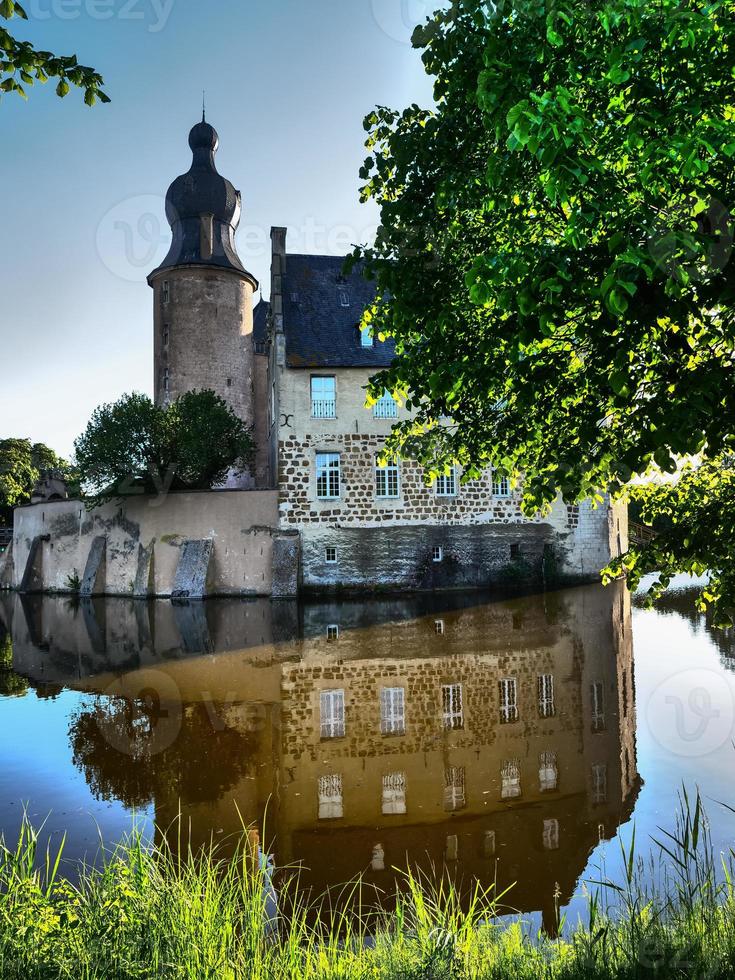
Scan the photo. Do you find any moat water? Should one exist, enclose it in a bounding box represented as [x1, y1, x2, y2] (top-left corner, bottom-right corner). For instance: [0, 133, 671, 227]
[1, 577, 734, 931]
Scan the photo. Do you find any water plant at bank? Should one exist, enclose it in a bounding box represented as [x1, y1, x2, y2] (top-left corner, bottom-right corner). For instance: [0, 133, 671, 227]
[2, 792, 735, 979]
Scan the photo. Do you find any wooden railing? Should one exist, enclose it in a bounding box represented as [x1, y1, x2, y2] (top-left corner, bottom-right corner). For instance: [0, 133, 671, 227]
[629, 521, 656, 546]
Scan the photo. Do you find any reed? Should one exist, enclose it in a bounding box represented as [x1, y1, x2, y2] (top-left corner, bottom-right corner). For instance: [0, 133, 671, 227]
[1, 790, 735, 979]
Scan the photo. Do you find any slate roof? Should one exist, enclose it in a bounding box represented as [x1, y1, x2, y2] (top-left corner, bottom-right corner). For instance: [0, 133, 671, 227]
[281, 254, 395, 368]
[253, 299, 269, 347]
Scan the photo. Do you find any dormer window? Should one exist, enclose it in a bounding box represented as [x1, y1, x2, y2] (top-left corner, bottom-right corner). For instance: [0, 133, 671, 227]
[338, 288, 350, 308]
[360, 326, 373, 348]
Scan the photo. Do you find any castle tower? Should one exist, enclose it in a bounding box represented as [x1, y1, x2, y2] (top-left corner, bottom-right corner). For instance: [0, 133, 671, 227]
[147, 116, 258, 433]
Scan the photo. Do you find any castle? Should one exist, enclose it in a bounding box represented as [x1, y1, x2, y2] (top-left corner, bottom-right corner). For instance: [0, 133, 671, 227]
[1, 119, 627, 599]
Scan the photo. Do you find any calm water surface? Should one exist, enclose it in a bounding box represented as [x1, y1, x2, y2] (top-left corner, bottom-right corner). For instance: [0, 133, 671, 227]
[1, 578, 734, 931]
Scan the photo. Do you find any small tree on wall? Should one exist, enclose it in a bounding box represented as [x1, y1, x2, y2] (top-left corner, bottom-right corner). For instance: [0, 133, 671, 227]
[73, 390, 255, 507]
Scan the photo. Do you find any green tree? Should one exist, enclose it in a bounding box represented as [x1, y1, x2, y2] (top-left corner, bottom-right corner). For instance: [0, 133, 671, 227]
[74, 390, 256, 507]
[354, 0, 735, 618]
[1, 1, 107, 105]
[0, 438, 72, 524]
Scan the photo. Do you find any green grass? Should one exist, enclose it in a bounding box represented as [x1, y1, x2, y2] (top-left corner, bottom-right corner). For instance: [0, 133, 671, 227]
[2, 791, 735, 979]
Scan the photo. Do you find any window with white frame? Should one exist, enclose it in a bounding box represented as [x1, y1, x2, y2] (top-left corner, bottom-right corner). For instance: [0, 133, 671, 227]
[591, 763, 607, 804]
[501, 759, 521, 799]
[434, 619, 445, 635]
[380, 686, 406, 735]
[320, 689, 345, 738]
[499, 678, 518, 724]
[543, 818, 559, 850]
[591, 682, 605, 732]
[492, 473, 510, 497]
[443, 766, 466, 811]
[316, 453, 341, 499]
[375, 457, 400, 498]
[539, 751, 558, 792]
[435, 468, 457, 497]
[538, 674, 555, 718]
[325, 546, 337, 564]
[442, 683, 463, 730]
[311, 376, 336, 418]
[382, 772, 406, 814]
[360, 325, 373, 347]
[373, 390, 398, 418]
[327, 624, 339, 642]
[432, 546, 444, 563]
[318, 773, 343, 819]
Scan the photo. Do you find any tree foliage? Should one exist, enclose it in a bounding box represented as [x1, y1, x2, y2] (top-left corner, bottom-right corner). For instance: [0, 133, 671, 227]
[0, 438, 72, 522]
[354, 0, 735, 618]
[1, 0, 108, 105]
[73, 390, 256, 507]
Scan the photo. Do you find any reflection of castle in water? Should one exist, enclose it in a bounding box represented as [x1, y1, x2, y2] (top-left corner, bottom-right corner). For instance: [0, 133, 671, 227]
[0, 583, 639, 930]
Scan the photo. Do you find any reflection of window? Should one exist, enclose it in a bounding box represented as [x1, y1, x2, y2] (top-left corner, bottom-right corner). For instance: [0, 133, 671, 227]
[316, 453, 341, 499]
[325, 547, 337, 564]
[435, 469, 457, 497]
[539, 751, 558, 792]
[591, 682, 605, 732]
[442, 683, 463, 730]
[445, 834, 459, 861]
[501, 759, 521, 799]
[444, 766, 466, 811]
[543, 818, 559, 850]
[374, 391, 398, 418]
[538, 674, 555, 717]
[432, 546, 444, 563]
[320, 689, 345, 738]
[492, 473, 510, 497]
[311, 376, 336, 418]
[435, 619, 445, 635]
[318, 773, 343, 819]
[483, 830, 496, 857]
[360, 325, 373, 347]
[326, 624, 339, 642]
[382, 772, 406, 814]
[375, 458, 400, 498]
[380, 687, 406, 735]
[591, 764, 607, 804]
[499, 678, 518, 723]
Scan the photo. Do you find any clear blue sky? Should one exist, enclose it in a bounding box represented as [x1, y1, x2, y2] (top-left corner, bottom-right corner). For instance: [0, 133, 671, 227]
[1, 0, 436, 457]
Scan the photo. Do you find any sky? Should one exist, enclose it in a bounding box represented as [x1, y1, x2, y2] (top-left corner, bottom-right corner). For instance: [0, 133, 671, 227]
[0, 0, 437, 457]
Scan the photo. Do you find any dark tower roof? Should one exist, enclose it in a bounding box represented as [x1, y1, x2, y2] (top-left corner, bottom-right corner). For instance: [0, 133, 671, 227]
[148, 117, 258, 287]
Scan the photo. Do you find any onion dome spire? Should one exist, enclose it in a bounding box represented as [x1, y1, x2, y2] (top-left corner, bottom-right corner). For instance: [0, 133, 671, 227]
[149, 118, 257, 286]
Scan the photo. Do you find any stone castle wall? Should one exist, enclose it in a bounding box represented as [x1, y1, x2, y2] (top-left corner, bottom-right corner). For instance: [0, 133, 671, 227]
[5, 490, 281, 598]
[274, 369, 627, 591]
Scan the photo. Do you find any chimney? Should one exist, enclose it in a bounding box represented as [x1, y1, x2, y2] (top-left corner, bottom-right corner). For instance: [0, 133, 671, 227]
[270, 227, 287, 337]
